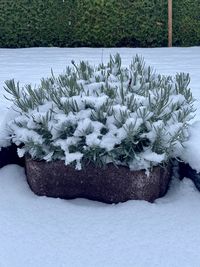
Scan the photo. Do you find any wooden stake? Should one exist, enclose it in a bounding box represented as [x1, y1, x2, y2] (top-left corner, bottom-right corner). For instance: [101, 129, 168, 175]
[168, 0, 172, 47]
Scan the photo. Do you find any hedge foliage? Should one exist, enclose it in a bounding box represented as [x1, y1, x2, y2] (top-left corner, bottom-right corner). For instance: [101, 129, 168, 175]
[0, 0, 199, 48]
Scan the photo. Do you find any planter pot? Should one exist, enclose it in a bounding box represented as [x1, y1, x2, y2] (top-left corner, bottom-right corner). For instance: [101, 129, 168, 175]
[0, 144, 25, 168]
[25, 157, 172, 203]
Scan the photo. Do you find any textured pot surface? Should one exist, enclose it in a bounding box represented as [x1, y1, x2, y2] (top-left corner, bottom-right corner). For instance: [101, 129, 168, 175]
[25, 158, 172, 203]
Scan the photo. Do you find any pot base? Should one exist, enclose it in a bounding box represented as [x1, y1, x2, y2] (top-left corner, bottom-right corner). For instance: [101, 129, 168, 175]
[25, 159, 172, 203]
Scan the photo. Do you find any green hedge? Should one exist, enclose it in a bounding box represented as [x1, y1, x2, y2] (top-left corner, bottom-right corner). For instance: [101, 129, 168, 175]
[0, 0, 199, 48]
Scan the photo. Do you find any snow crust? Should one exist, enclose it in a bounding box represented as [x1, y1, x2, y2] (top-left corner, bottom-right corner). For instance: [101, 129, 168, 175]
[181, 121, 200, 172]
[0, 165, 200, 267]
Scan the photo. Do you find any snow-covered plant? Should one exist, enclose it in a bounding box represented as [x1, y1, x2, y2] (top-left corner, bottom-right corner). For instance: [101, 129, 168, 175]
[4, 54, 195, 171]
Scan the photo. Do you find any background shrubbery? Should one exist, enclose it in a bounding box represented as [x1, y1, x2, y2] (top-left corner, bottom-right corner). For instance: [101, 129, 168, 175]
[0, 0, 199, 48]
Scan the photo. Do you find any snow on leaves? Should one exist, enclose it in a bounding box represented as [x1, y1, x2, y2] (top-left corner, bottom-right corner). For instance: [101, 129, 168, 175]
[4, 54, 195, 170]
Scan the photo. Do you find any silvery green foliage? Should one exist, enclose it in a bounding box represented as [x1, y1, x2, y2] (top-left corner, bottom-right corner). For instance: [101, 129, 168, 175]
[4, 54, 195, 170]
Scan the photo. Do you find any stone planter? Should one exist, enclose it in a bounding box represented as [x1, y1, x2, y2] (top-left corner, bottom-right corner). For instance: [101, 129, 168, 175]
[25, 157, 172, 203]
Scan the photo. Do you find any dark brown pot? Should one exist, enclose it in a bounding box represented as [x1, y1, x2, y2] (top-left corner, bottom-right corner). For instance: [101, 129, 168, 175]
[25, 158, 172, 203]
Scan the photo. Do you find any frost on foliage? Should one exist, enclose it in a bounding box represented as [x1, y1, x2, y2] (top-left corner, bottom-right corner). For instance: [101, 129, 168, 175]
[4, 54, 195, 171]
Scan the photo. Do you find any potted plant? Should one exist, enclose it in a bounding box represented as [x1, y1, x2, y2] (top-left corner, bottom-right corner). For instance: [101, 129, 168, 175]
[4, 54, 195, 203]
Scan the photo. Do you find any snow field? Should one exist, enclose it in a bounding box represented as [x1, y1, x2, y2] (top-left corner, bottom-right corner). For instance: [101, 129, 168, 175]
[1, 164, 200, 267]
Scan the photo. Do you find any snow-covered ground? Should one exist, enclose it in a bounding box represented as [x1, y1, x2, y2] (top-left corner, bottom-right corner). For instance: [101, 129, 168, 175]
[0, 47, 200, 267]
